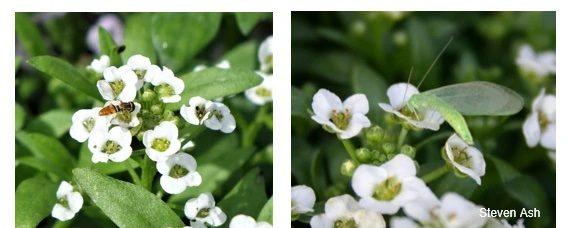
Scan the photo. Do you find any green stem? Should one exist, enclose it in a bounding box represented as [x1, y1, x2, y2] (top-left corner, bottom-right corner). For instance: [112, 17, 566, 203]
[156, 189, 164, 199]
[140, 155, 157, 190]
[422, 165, 450, 183]
[243, 105, 269, 146]
[414, 131, 453, 151]
[124, 159, 142, 186]
[397, 127, 408, 149]
[338, 135, 359, 165]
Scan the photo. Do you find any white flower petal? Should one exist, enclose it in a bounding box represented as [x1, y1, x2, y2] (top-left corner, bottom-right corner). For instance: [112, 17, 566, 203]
[311, 89, 343, 121]
[343, 94, 369, 114]
[160, 175, 187, 194]
[56, 181, 74, 198]
[324, 194, 360, 220]
[352, 165, 388, 197]
[390, 217, 421, 228]
[522, 112, 540, 148]
[229, 214, 257, 228]
[66, 192, 84, 213]
[310, 214, 333, 228]
[291, 185, 316, 214]
[387, 83, 419, 110]
[52, 204, 75, 221]
[540, 123, 556, 150]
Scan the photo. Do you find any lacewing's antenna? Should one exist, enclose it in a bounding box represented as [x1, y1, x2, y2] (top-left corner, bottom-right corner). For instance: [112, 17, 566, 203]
[402, 66, 414, 103]
[416, 36, 454, 90]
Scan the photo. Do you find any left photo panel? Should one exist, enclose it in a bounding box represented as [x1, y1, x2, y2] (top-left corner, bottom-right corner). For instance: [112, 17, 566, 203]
[15, 12, 273, 227]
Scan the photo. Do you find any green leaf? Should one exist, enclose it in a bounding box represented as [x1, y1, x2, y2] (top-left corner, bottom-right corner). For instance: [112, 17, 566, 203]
[16, 102, 26, 131]
[151, 13, 222, 71]
[218, 169, 267, 220]
[257, 197, 273, 224]
[17, 156, 70, 179]
[73, 168, 185, 228]
[223, 41, 258, 71]
[122, 13, 157, 63]
[169, 68, 262, 109]
[291, 86, 311, 119]
[26, 110, 73, 138]
[16, 56, 22, 70]
[98, 27, 123, 66]
[16, 13, 48, 57]
[351, 63, 388, 123]
[27, 56, 101, 100]
[16, 131, 76, 178]
[16, 176, 58, 228]
[235, 13, 271, 35]
[168, 134, 255, 204]
[424, 81, 524, 116]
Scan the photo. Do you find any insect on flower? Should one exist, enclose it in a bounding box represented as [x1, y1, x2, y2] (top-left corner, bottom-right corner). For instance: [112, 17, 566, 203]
[99, 101, 136, 116]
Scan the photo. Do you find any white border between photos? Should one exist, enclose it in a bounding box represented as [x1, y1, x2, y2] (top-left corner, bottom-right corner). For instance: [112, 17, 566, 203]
[1, 1, 564, 228]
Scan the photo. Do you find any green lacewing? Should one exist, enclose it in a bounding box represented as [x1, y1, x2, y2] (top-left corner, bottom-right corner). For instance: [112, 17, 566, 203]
[403, 38, 524, 145]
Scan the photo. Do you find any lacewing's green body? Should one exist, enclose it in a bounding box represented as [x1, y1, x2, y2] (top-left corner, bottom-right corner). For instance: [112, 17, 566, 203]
[407, 94, 474, 144]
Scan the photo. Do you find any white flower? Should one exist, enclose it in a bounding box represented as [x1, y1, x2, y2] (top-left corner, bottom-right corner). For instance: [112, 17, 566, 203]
[104, 100, 141, 128]
[379, 83, 444, 130]
[310, 194, 386, 228]
[444, 134, 486, 185]
[485, 218, 525, 228]
[516, 44, 555, 77]
[184, 192, 227, 227]
[156, 153, 201, 194]
[193, 60, 231, 72]
[245, 71, 273, 105]
[150, 66, 185, 103]
[351, 154, 434, 215]
[435, 193, 487, 228]
[96, 66, 138, 102]
[311, 89, 371, 139]
[88, 126, 132, 163]
[390, 217, 421, 228]
[180, 96, 214, 125]
[88, 55, 110, 74]
[291, 185, 315, 215]
[143, 121, 181, 162]
[229, 214, 272, 228]
[70, 107, 110, 143]
[51, 181, 83, 221]
[187, 221, 207, 228]
[204, 102, 236, 133]
[258, 36, 273, 73]
[523, 89, 556, 150]
[126, 54, 162, 89]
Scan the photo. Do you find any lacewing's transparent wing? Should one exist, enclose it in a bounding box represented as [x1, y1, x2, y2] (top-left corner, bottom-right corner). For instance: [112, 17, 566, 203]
[423, 81, 524, 116]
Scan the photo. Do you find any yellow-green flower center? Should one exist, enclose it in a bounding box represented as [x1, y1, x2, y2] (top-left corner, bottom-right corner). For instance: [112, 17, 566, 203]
[373, 176, 401, 201]
[117, 110, 133, 124]
[212, 109, 224, 121]
[264, 55, 273, 73]
[156, 84, 175, 98]
[450, 146, 472, 168]
[83, 117, 96, 132]
[197, 208, 210, 218]
[538, 111, 550, 130]
[331, 109, 351, 130]
[102, 140, 122, 154]
[195, 105, 208, 121]
[109, 80, 125, 97]
[151, 138, 171, 152]
[255, 87, 272, 98]
[401, 106, 422, 121]
[134, 69, 146, 79]
[169, 164, 189, 178]
[334, 218, 357, 228]
[58, 196, 70, 209]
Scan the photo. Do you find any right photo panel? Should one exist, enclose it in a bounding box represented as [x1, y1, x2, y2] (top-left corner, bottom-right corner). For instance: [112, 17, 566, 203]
[291, 12, 555, 228]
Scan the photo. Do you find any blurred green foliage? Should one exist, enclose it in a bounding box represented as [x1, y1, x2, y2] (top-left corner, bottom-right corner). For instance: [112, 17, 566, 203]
[292, 12, 555, 228]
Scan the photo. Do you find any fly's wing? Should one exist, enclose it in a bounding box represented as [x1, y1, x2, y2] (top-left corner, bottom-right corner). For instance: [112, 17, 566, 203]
[423, 81, 524, 116]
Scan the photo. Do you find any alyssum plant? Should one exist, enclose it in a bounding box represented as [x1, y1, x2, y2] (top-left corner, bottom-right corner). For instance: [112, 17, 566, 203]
[21, 28, 273, 227]
[291, 43, 541, 228]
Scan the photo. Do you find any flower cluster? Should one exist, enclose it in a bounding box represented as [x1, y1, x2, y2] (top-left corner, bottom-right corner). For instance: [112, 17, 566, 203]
[515, 44, 555, 78]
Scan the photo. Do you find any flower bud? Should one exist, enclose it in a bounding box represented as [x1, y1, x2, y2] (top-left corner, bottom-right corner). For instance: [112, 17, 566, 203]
[340, 160, 357, 177]
[150, 104, 163, 115]
[400, 144, 416, 158]
[355, 148, 371, 162]
[142, 89, 156, 102]
[365, 125, 385, 144]
[382, 142, 395, 155]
